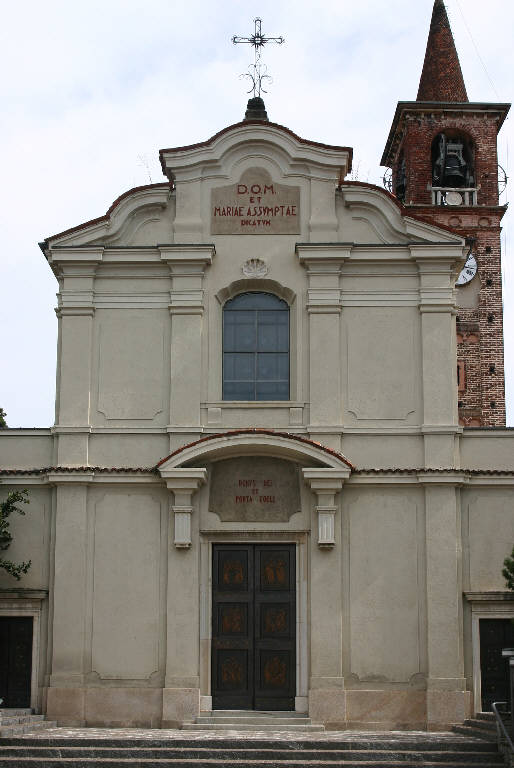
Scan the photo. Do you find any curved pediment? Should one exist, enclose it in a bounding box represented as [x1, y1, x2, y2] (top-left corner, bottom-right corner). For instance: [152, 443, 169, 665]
[339, 183, 464, 246]
[159, 120, 352, 184]
[156, 429, 354, 472]
[42, 182, 171, 248]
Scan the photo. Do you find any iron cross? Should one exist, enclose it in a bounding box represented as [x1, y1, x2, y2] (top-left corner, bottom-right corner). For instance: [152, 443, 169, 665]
[232, 18, 284, 98]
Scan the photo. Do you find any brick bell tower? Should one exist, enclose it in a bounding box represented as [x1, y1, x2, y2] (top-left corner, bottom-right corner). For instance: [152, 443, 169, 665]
[381, 0, 510, 426]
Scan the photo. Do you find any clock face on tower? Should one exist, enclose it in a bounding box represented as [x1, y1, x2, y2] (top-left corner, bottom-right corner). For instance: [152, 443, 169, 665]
[456, 251, 478, 286]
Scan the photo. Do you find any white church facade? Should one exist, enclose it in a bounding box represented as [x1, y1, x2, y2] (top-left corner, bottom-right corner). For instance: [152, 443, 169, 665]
[1, 3, 514, 732]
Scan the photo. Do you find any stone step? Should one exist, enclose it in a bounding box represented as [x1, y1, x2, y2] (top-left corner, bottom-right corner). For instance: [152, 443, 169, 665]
[452, 724, 497, 741]
[0, 719, 57, 738]
[198, 710, 310, 716]
[475, 712, 496, 722]
[0, 760, 504, 767]
[0, 737, 501, 752]
[0, 709, 32, 717]
[182, 722, 326, 731]
[1, 715, 45, 726]
[0, 746, 503, 762]
[195, 715, 314, 725]
[463, 718, 497, 731]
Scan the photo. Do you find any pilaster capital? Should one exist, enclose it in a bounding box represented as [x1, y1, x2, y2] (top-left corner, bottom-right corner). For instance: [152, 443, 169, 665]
[46, 472, 94, 486]
[168, 291, 205, 315]
[296, 243, 352, 266]
[159, 244, 215, 267]
[161, 468, 207, 549]
[302, 468, 351, 495]
[46, 247, 105, 267]
[161, 467, 207, 494]
[303, 468, 350, 548]
[418, 472, 469, 486]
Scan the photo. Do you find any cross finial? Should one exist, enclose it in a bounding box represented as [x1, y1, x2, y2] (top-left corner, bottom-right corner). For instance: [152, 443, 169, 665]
[232, 18, 284, 98]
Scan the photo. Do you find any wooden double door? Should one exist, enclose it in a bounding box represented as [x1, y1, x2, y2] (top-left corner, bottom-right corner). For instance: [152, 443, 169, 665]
[212, 544, 296, 710]
[0, 617, 33, 708]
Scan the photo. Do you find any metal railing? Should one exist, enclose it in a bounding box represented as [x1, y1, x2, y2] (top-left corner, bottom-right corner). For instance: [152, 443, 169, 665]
[492, 702, 514, 767]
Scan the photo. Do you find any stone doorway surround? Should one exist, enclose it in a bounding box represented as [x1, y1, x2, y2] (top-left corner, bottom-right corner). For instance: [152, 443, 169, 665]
[157, 429, 353, 726]
[0, 589, 48, 712]
[465, 591, 514, 714]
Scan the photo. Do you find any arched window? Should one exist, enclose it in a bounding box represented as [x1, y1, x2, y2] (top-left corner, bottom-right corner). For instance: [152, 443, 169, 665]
[223, 292, 289, 401]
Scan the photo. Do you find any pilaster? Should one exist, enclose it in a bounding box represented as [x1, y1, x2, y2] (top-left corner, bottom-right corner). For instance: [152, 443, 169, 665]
[161, 246, 214, 452]
[160, 467, 207, 726]
[415, 245, 464, 468]
[297, 245, 349, 444]
[47, 473, 93, 726]
[419, 473, 471, 728]
[303, 467, 351, 726]
[50, 247, 103, 465]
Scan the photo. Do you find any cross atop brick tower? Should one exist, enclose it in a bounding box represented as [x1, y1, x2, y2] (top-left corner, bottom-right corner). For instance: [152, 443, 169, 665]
[417, 0, 468, 102]
[381, 1, 510, 427]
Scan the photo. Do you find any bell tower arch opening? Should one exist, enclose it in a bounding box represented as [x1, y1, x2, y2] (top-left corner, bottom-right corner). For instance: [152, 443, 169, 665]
[431, 131, 475, 191]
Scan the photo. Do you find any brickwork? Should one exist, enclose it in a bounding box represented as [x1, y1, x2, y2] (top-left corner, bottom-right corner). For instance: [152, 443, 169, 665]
[381, 0, 509, 427]
[417, 0, 468, 102]
[394, 112, 501, 208]
[388, 108, 507, 426]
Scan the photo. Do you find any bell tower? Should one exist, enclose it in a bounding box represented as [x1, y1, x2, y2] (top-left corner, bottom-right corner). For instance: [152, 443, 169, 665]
[381, 0, 510, 426]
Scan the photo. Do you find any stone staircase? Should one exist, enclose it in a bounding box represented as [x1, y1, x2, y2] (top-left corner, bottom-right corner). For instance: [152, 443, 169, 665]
[182, 709, 324, 731]
[0, 730, 504, 766]
[452, 712, 498, 741]
[0, 709, 56, 737]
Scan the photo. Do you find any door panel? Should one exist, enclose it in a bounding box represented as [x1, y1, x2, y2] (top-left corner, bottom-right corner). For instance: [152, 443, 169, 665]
[0, 617, 33, 708]
[212, 544, 295, 711]
[480, 618, 514, 711]
[212, 546, 254, 709]
[254, 545, 295, 710]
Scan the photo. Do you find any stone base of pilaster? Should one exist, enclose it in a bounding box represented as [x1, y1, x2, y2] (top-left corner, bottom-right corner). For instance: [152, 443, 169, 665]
[427, 689, 472, 731]
[46, 687, 163, 727]
[162, 687, 200, 728]
[309, 688, 346, 728]
[345, 690, 427, 730]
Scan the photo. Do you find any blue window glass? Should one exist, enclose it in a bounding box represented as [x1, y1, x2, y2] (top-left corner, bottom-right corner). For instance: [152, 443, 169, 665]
[223, 292, 290, 401]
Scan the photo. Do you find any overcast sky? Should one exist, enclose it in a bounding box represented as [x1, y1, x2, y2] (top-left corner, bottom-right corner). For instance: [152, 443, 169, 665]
[1, 0, 512, 427]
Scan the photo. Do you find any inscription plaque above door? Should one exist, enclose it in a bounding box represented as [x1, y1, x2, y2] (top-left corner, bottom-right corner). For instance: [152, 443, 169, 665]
[209, 457, 301, 522]
[211, 167, 300, 235]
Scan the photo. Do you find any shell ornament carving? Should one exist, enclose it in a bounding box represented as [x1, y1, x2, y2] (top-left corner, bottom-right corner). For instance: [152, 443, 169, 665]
[242, 258, 269, 278]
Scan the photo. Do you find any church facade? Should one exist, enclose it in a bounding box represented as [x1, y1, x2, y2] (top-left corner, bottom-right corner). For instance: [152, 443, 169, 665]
[0, 0, 513, 731]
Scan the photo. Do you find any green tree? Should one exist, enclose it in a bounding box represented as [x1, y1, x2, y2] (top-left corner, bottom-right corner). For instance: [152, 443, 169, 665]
[503, 545, 514, 592]
[0, 408, 7, 429]
[0, 490, 31, 580]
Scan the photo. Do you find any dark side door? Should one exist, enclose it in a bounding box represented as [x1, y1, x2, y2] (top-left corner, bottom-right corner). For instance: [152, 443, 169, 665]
[480, 618, 514, 711]
[0, 617, 33, 708]
[212, 544, 296, 710]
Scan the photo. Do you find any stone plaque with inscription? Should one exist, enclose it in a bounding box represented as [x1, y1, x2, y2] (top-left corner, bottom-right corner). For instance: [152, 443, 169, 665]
[209, 457, 301, 522]
[211, 167, 300, 235]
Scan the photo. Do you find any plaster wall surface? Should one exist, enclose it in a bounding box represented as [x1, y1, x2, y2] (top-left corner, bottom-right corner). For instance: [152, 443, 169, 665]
[0, 431, 53, 468]
[462, 487, 514, 591]
[460, 430, 514, 469]
[0, 485, 52, 591]
[344, 486, 424, 684]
